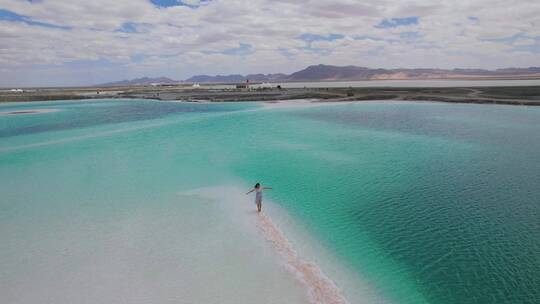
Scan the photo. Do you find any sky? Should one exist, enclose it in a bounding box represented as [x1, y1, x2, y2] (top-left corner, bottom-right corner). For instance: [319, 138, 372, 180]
[1, 0, 539, 87]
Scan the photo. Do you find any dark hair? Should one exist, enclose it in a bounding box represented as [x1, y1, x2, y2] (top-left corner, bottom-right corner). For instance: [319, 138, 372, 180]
[254, 183, 260, 188]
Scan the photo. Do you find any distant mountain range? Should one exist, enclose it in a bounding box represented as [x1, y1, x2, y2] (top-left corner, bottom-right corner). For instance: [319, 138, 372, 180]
[99, 65, 540, 86]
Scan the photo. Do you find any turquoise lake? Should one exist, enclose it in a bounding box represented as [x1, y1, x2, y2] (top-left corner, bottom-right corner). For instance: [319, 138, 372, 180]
[1, 99, 539, 304]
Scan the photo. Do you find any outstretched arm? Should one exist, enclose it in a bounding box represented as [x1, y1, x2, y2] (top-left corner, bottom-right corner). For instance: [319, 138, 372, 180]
[246, 189, 255, 195]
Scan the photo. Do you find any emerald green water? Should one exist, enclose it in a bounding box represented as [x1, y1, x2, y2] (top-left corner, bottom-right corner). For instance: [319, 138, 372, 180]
[1, 99, 539, 304]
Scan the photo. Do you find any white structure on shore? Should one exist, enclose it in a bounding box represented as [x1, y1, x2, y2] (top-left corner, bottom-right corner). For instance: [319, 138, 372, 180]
[259, 82, 273, 88]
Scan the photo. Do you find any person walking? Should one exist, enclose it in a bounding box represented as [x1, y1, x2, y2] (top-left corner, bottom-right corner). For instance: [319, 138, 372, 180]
[246, 183, 272, 212]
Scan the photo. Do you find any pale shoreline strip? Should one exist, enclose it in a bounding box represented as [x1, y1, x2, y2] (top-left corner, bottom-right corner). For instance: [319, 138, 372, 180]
[257, 212, 350, 304]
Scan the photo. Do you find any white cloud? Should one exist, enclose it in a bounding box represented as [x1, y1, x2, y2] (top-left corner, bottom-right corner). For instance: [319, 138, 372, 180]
[0, 0, 539, 86]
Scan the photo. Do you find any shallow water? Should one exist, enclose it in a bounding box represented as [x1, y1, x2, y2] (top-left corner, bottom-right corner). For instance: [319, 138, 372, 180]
[1, 99, 540, 304]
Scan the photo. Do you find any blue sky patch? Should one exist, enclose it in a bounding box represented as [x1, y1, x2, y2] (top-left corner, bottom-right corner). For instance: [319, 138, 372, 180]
[118, 22, 138, 33]
[278, 48, 295, 59]
[0, 8, 71, 29]
[150, 0, 182, 8]
[298, 33, 344, 42]
[0, 8, 25, 21]
[481, 33, 525, 44]
[130, 54, 148, 63]
[512, 44, 540, 54]
[353, 35, 383, 41]
[375, 16, 418, 28]
[150, 0, 210, 8]
[445, 50, 469, 56]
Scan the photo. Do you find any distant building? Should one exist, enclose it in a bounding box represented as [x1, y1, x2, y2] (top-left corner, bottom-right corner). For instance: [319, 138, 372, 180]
[10, 89, 24, 93]
[236, 79, 250, 89]
[192, 83, 201, 88]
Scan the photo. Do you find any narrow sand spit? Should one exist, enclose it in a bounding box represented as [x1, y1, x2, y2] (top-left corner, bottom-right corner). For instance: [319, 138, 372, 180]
[258, 213, 349, 304]
[0, 109, 58, 115]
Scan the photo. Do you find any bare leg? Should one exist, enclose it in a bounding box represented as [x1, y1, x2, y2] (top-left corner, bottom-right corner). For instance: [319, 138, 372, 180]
[257, 202, 262, 212]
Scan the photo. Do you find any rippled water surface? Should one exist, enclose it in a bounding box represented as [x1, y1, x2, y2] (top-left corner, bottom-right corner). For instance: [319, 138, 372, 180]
[1, 99, 539, 304]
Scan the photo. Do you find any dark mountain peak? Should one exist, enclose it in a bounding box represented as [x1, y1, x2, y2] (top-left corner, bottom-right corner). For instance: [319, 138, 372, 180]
[287, 64, 377, 81]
